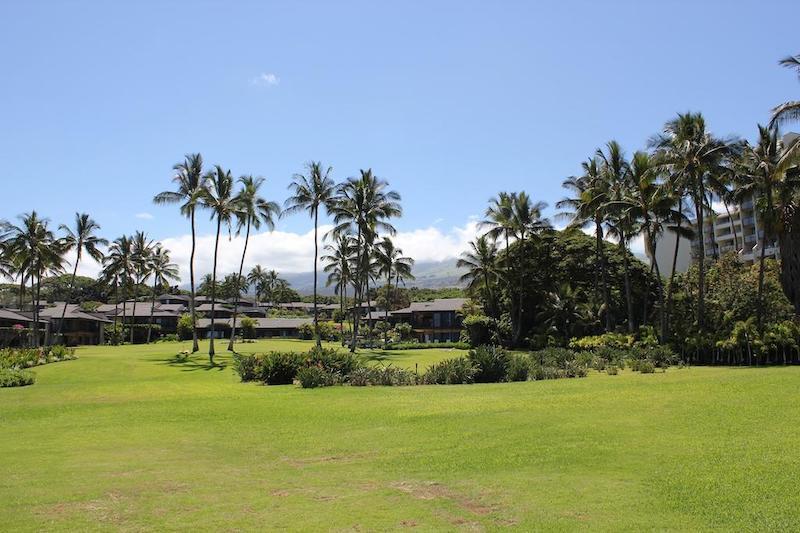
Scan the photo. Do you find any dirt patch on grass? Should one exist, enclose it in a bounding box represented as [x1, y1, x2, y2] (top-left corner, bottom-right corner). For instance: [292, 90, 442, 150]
[280, 451, 374, 468]
[39, 490, 128, 524]
[389, 480, 502, 518]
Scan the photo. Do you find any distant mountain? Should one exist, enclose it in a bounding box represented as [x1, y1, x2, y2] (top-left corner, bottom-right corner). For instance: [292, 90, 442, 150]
[282, 259, 465, 296]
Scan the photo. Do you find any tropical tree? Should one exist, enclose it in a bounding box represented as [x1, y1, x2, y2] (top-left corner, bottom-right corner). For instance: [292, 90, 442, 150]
[129, 231, 154, 343]
[1, 212, 65, 346]
[651, 113, 736, 331]
[153, 153, 207, 352]
[330, 169, 402, 352]
[247, 265, 268, 305]
[373, 236, 414, 346]
[557, 157, 613, 330]
[537, 283, 588, 344]
[55, 213, 107, 343]
[228, 176, 280, 351]
[199, 165, 237, 362]
[734, 125, 792, 332]
[101, 236, 133, 344]
[284, 162, 336, 347]
[456, 235, 498, 316]
[322, 234, 354, 346]
[146, 244, 179, 343]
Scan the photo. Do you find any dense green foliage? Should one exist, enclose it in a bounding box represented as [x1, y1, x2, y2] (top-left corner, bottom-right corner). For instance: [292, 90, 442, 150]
[0, 367, 35, 387]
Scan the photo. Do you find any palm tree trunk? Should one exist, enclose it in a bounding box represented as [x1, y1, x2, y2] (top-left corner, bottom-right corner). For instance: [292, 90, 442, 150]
[350, 228, 363, 353]
[30, 275, 38, 348]
[595, 217, 612, 332]
[620, 230, 634, 333]
[57, 256, 80, 344]
[694, 190, 707, 332]
[113, 278, 119, 345]
[189, 209, 199, 353]
[130, 286, 137, 344]
[121, 277, 128, 345]
[209, 218, 222, 363]
[340, 285, 346, 347]
[384, 268, 391, 348]
[228, 220, 251, 352]
[651, 236, 666, 341]
[757, 191, 774, 334]
[665, 199, 683, 340]
[313, 209, 321, 348]
[723, 201, 739, 253]
[147, 278, 157, 343]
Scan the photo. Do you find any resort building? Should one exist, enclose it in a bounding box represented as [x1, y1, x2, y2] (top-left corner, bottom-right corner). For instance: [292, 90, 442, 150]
[38, 303, 111, 346]
[196, 317, 312, 339]
[389, 298, 469, 343]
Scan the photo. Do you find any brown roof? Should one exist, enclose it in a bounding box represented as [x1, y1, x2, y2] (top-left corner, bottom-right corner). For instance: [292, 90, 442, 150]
[39, 304, 112, 323]
[196, 317, 312, 329]
[0, 308, 47, 323]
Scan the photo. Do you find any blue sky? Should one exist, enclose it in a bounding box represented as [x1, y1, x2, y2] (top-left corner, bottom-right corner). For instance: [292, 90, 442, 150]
[1, 1, 798, 276]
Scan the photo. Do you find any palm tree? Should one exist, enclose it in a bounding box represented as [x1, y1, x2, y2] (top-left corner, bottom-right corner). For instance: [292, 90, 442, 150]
[597, 141, 637, 333]
[558, 157, 613, 330]
[228, 176, 280, 352]
[373, 236, 414, 347]
[508, 191, 551, 344]
[651, 113, 736, 332]
[330, 169, 402, 352]
[771, 54, 800, 133]
[247, 265, 268, 305]
[199, 165, 237, 362]
[537, 283, 588, 345]
[457, 235, 499, 315]
[54, 213, 107, 344]
[153, 153, 207, 352]
[283, 162, 336, 347]
[102, 236, 133, 344]
[1, 212, 65, 347]
[323, 235, 355, 346]
[734, 125, 794, 332]
[146, 245, 179, 343]
[129, 231, 154, 343]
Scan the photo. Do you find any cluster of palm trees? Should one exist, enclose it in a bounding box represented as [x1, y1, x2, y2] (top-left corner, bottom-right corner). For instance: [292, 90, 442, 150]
[0, 211, 179, 347]
[154, 154, 280, 361]
[101, 231, 180, 344]
[284, 164, 409, 351]
[459, 54, 800, 348]
[154, 157, 408, 358]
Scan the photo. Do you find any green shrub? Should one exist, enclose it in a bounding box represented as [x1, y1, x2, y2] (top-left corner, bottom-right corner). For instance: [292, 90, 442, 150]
[606, 365, 619, 375]
[638, 361, 656, 374]
[530, 365, 564, 380]
[232, 353, 261, 382]
[591, 346, 629, 367]
[176, 313, 194, 341]
[261, 351, 304, 385]
[467, 345, 509, 383]
[239, 316, 257, 339]
[306, 346, 363, 375]
[422, 357, 476, 385]
[349, 366, 417, 386]
[569, 333, 634, 351]
[462, 314, 493, 347]
[48, 345, 75, 361]
[158, 334, 179, 343]
[0, 368, 36, 387]
[531, 347, 578, 369]
[506, 354, 531, 382]
[297, 366, 336, 388]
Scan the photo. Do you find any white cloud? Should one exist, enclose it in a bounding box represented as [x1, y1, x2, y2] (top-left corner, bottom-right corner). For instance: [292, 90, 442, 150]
[251, 72, 280, 86]
[135, 212, 154, 220]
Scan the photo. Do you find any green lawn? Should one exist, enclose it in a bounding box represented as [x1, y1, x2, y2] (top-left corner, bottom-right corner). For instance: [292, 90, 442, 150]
[2, 341, 800, 531]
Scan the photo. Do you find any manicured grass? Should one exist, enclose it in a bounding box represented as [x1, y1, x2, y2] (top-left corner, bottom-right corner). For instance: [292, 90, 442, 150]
[2, 341, 800, 530]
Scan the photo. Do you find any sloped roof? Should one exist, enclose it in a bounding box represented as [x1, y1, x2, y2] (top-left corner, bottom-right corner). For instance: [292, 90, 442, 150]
[0, 308, 47, 323]
[38, 304, 112, 323]
[196, 317, 312, 329]
[195, 303, 233, 313]
[391, 298, 469, 315]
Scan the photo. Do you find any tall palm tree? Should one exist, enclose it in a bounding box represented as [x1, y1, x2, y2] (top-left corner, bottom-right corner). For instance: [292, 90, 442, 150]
[153, 153, 207, 352]
[598, 141, 637, 333]
[734, 125, 793, 332]
[771, 54, 800, 132]
[323, 234, 354, 346]
[651, 113, 736, 331]
[373, 236, 414, 347]
[129, 231, 154, 343]
[283, 162, 336, 347]
[330, 169, 402, 352]
[558, 157, 613, 330]
[457, 235, 499, 315]
[199, 165, 237, 362]
[56, 213, 107, 343]
[508, 191, 551, 344]
[537, 283, 588, 345]
[228, 176, 280, 351]
[102, 236, 133, 344]
[1, 212, 65, 347]
[146, 245, 179, 343]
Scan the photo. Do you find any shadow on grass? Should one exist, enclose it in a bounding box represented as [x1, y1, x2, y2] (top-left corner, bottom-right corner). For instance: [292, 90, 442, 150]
[156, 354, 228, 372]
